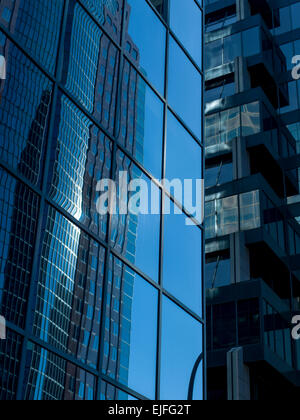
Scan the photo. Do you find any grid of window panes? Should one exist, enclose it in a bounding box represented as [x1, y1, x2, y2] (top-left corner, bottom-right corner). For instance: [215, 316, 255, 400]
[0, 0, 204, 400]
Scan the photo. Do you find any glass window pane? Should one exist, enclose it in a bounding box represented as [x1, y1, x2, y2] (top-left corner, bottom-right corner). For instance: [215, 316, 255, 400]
[102, 256, 158, 399]
[205, 255, 231, 289]
[117, 61, 164, 178]
[61, 3, 119, 130]
[33, 207, 105, 369]
[237, 299, 260, 345]
[0, 169, 39, 328]
[80, 0, 123, 42]
[224, 33, 241, 64]
[0, 34, 53, 187]
[213, 303, 236, 349]
[241, 102, 260, 136]
[275, 6, 291, 35]
[0, 330, 22, 400]
[240, 190, 260, 231]
[242, 28, 260, 57]
[0, 0, 64, 74]
[291, 2, 300, 30]
[166, 111, 203, 206]
[205, 38, 222, 70]
[217, 195, 239, 236]
[111, 151, 161, 282]
[23, 342, 97, 400]
[168, 36, 202, 139]
[169, 0, 202, 68]
[163, 197, 203, 315]
[161, 297, 204, 400]
[126, 0, 166, 94]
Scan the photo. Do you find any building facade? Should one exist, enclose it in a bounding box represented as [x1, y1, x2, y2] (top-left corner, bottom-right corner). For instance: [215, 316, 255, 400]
[0, 0, 205, 400]
[205, 0, 300, 400]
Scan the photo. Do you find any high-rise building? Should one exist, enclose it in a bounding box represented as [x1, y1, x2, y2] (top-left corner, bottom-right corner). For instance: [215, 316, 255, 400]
[205, 0, 300, 400]
[0, 0, 204, 401]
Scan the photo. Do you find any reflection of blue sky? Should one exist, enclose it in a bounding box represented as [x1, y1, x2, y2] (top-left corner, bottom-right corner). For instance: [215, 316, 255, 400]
[37, 211, 80, 346]
[127, 0, 166, 94]
[168, 37, 202, 139]
[137, 79, 164, 179]
[161, 297, 203, 400]
[170, 0, 202, 68]
[163, 197, 202, 316]
[166, 111, 203, 206]
[127, 272, 158, 399]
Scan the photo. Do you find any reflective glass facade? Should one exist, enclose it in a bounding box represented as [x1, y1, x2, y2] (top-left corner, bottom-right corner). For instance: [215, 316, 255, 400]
[0, 0, 204, 400]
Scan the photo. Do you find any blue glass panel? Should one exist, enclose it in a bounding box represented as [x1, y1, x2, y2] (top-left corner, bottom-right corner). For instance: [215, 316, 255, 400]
[111, 150, 161, 282]
[168, 36, 202, 138]
[0, 330, 22, 400]
[126, 0, 166, 94]
[170, 0, 202, 68]
[80, 0, 123, 42]
[161, 297, 204, 400]
[48, 94, 111, 241]
[117, 60, 164, 179]
[166, 111, 203, 206]
[62, 2, 119, 133]
[163, 197, 203, 315]
[0, 169, 39, 328]
[103, 256, 158, 399]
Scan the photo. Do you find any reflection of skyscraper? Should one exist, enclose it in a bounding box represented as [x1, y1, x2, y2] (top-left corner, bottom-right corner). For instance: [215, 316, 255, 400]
[0, 89, 51, 328]
[29, 0, 135, 400]
[101, 1, 146, 396]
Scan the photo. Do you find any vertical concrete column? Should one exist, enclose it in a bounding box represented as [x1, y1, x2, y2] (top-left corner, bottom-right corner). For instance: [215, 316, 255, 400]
[236, 0, 251, 21]
[234, 57, 251, 182]
[230, 232, 251, 284]
[227, 347, 251, 400]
